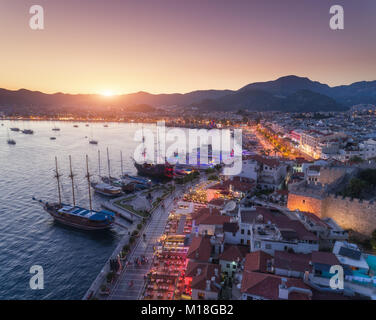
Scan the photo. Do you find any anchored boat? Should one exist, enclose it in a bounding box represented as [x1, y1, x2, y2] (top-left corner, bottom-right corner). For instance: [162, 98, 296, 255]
[34, 155, 115, 230]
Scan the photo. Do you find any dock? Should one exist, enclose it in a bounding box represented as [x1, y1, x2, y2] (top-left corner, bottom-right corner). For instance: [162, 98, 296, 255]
[101, 199, 135, 223]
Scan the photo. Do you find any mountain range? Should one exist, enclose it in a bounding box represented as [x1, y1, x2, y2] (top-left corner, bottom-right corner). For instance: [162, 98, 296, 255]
[1, 76, 376, 114]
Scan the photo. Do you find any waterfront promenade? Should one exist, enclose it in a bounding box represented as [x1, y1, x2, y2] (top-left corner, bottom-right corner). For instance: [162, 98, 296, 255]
[107, 186, 185, 300]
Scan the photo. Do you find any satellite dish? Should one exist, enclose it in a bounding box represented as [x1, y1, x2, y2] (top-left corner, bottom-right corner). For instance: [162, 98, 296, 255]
[224, 200, 236, 212]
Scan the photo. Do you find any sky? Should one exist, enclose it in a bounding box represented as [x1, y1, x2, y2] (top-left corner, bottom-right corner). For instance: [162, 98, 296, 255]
[0, 0, 375, 95]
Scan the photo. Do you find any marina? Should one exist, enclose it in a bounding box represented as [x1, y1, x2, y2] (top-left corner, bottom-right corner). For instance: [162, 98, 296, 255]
[0, 120, 203, 299]
[0, 120, 163, 299]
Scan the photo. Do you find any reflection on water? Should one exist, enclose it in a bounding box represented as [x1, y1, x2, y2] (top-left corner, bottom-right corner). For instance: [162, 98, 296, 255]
[0, 120, 155, 299]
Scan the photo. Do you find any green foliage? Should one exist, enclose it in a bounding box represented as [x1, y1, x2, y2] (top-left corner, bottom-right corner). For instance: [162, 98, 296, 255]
[359, 169, 376, 187]
[132, 230, 139, 236]
[205, 168, 216, 174]
[106, 272, 115, 283]
[137, 223, 142, 230]
[208, 175, 219, 181]
[349, 156, 364, 164]
[341, 178, 369, 199]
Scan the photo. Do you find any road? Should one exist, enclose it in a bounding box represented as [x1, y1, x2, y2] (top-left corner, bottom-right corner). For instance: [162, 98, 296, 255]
[107, 186, 184, 300]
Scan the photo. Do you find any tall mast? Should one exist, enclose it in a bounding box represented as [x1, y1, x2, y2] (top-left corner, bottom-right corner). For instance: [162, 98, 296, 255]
[107, 147, 111, 179]
[98, 150, 101, 178]
[69, 155, 76, 206]
[120, 151, 124, 176]
[86, 155, 93, 211]
[54, 156, 62, 206]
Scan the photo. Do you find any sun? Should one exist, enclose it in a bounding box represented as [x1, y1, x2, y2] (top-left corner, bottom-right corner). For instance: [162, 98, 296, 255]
[101, 90, 114, 97]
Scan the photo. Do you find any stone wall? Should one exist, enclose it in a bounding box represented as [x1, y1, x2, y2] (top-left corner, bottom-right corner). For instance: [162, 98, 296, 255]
[318, 167, 349, 186]
[287, 191, 376, 236]
[322, 195, 376, 235]
[287, 193, 324, 217]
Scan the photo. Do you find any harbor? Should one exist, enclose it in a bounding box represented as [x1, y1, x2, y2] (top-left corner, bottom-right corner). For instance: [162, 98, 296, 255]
[0, 120, 194, 299]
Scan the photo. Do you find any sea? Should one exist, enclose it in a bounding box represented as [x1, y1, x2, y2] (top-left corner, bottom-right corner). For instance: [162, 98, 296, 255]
[0, 120, 155, 299]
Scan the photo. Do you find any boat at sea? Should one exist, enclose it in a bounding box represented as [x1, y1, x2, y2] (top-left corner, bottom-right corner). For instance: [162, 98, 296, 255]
[7, 129, 16, 145]
[10, 127, 20, 132]
[89, 125, 98, 144]
[134, 162, 174, 179]
[22, 129, 34, 134]
[91, 149, 122, 197]
[50, 137, 56, 140]
[91, 182, 122, 197]
[7, 139, 16, 145]
[33, 155, 115, 231]
[133, 127, 174, 179]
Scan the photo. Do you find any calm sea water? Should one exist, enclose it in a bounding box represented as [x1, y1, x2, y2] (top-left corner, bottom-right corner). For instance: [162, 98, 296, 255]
[0, 120, 155, 300]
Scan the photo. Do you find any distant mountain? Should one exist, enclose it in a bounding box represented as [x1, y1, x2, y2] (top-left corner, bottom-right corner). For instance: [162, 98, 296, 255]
[193, 88, 341, 112]
[0, 75, 375, 114]
[238, 75, 332, 96]
[191, 75, 376, 112]
[330, 80, 376, 106]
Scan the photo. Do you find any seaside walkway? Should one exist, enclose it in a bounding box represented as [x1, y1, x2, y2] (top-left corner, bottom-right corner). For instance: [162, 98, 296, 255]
[107, 186, 184, 300]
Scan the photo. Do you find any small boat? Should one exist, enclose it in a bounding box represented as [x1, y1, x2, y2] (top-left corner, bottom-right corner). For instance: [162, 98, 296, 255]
[33, 156, 115, 231]
[91, 182, 122, 197]
[10, 127, 20, 132]
[50, 137, 56, 140]
[104, 124, 109, 127]
[89, 140, 98, 145]
[22, 129, 34, 134]
[7, 129, 16, 145]
[52, 127, 60, 131]
[7, 139, 16, 145]
[73, 125, 79, 128]
[85, 124, 89, 127]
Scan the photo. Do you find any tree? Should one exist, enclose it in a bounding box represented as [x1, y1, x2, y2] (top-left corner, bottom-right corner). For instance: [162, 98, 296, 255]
[342, 178, 369, 199]
[349, 156, 364, 164]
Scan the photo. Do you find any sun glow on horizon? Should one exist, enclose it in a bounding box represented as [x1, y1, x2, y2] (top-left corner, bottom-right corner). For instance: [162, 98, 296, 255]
[101, 90, 115, 97]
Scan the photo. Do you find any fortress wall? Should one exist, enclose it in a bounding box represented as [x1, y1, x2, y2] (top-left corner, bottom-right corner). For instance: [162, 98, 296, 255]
[287, 191, 376, 235]
[287, 193, 324, 218]
[323, 195, 376, 236]
[318, 167, 348, 185]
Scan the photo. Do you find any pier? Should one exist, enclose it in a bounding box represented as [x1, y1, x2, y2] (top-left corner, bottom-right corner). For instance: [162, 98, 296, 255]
[83, 177, 201, 300]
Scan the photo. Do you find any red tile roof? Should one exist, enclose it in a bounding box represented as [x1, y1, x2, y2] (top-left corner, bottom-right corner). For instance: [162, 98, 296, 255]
[241, 272, 311, 300]
[187, 235, 212, 262]
[311, 251, 340, 266]
[219, 245, 248, 262]
[240, 207, 318, 242]
[197, 213, 231, 226]
[191, 207, 220, 221]
[274, 251, 311, 273]
[208, 198, 226, 207]
[186, 261, 221, 293]
[244, 250, 273, 273]
[209, 179, 255, 193]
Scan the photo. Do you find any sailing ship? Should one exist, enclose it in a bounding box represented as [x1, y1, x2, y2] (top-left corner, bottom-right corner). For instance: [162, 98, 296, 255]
[33, 155, 115, 230]
[133, 127, 174, 179]
[91, 149, 122, 197]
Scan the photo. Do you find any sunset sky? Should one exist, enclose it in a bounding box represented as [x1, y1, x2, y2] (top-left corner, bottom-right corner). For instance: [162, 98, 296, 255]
[1, 0, 375, 95]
